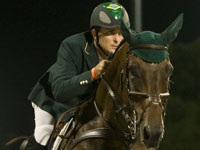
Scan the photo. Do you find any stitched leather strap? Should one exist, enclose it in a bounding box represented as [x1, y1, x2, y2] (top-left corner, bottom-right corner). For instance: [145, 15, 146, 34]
[70, 128, 125, 150]
[130, 44, 168, 50]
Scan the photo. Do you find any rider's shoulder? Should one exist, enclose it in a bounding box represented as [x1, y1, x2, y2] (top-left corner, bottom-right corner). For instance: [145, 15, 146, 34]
[62, 31, 92, 46]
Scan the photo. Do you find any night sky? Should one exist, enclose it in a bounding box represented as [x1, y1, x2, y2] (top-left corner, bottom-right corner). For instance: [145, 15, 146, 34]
[1, 0, 200, 148]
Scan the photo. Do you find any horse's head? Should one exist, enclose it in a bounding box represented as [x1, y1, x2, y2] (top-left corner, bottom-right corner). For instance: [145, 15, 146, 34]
[121, 14, 183, 149]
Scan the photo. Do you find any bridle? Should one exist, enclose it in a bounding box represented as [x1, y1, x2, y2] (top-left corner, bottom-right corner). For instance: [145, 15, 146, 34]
[97, 44, 170, 143]
[95, 58, 170, 142]
[70, 44, 170, 149]
[126, 44, 170, 127]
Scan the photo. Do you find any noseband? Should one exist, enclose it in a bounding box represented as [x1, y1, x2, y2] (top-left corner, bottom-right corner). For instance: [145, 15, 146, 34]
[128, 91, 169, 125]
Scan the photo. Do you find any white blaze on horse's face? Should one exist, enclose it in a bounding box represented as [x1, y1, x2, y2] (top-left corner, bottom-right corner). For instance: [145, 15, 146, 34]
[97, 27, 124, 53]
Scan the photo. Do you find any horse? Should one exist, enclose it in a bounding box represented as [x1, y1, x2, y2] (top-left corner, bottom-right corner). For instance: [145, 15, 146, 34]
[54, 14, 183, 150]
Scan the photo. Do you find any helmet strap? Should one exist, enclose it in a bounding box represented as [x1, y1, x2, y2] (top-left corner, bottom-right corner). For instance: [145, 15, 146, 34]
[95, 31, 113, 59]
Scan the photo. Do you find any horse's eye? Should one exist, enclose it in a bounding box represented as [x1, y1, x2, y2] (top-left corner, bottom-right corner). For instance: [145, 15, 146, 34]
[129, 65, 140, 78]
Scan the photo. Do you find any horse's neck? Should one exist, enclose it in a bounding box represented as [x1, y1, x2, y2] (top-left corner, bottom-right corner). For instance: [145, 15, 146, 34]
[95, 42, 129, 126]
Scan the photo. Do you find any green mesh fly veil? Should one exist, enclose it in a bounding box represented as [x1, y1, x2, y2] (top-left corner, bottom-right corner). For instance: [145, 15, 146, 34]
[121, 14, 183, 63]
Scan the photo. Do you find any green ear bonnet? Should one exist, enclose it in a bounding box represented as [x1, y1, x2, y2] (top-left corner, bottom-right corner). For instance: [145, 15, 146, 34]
[129, 31, 169, 63]
[121, 13, 183, 63]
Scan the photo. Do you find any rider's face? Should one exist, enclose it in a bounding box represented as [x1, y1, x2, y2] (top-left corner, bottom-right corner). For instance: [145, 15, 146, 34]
[95, 27, 124, 53]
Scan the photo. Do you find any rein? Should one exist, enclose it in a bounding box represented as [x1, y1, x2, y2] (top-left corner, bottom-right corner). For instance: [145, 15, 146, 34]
[100, 75, 137, 141]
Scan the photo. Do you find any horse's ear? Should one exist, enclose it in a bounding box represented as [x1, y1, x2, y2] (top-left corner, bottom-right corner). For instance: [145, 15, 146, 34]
[121, 19, 137, 45]
[161, 13, 183, 44]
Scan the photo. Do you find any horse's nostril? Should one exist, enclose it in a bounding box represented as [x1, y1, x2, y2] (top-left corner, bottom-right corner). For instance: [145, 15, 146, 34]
[144, 126, 150, 140]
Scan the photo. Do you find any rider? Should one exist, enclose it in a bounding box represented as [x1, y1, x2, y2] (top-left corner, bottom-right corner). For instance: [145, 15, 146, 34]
[22, 2, 130, 150]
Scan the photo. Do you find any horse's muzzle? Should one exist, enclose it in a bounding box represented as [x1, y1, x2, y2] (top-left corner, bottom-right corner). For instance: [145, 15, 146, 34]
[143, 125, 164, 148]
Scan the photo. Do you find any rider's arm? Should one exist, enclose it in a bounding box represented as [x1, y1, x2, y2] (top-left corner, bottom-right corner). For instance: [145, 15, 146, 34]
[49, 39, 94, 103]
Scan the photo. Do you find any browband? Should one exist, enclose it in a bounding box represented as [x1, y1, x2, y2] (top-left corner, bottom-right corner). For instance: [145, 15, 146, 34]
[130, 44, 168, 51]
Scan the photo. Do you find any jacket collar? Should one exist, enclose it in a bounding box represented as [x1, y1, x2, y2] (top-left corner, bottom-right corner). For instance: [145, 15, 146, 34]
[83, 32, 99, 69]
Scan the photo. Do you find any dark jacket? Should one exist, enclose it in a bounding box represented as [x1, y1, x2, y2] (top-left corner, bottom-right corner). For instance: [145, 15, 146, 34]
[28, 31, 99, 121]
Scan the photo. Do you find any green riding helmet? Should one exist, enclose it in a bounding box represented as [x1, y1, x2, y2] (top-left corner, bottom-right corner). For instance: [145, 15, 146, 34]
[90, 2, 130, 29]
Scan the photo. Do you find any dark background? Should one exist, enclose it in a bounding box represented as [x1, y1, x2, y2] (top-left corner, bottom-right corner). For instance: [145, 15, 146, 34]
[1, 0, 200, 149]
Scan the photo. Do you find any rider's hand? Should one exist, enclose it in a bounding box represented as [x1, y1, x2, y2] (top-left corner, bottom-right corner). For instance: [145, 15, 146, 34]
[92, 60, 111, 80]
